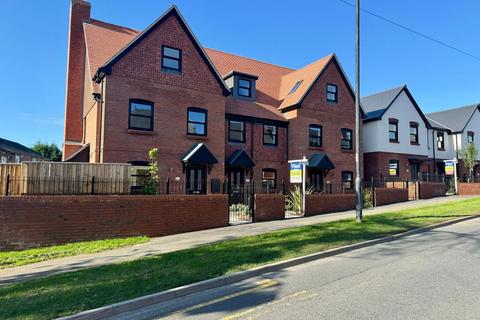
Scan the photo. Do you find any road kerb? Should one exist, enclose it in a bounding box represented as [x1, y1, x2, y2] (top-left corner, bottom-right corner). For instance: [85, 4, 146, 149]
[57, 213, 480, 320]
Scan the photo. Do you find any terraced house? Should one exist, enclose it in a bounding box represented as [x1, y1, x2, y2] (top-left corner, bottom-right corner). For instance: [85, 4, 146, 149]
[63, 1, 361, 194]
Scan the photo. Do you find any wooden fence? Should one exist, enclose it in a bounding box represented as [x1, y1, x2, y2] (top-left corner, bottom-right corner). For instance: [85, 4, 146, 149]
[0, 162, 131, 196]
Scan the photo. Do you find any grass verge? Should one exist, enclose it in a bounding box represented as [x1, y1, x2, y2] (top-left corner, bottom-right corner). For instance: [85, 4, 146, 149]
[1, 197, 479, 319]
[0, 236, 149, 269]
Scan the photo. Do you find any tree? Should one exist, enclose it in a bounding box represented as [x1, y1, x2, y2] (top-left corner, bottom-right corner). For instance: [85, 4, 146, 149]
[32, 142, 62, 162]
[459, 142, 478, 182]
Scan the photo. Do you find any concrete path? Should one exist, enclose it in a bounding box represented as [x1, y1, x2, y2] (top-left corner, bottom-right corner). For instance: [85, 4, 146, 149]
[112, 214, 480, 320]
[0, 195, 475, 286]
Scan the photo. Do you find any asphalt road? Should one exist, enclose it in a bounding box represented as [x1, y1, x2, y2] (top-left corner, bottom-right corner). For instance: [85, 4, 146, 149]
[110, 218, 480, 320]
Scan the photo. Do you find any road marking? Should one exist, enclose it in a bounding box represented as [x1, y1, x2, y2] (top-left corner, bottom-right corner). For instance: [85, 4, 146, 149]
[162, 279, 279, 319]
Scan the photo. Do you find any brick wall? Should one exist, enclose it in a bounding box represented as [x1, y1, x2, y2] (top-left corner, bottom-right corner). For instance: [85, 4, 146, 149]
[374, 187, 409, 206]
[418, 182, 446, 199]
[254, 194, 285, 222]
[0, 195, 228, 250]
[304, 193, 356, 216]
[364, 152, 430, 181]
[458, 183, 480, 195]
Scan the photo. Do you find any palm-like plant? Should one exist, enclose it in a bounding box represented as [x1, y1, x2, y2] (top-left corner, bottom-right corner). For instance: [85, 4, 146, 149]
[286, 185, 314, 214]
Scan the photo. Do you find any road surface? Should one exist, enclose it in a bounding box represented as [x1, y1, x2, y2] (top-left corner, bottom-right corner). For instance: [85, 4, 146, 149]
[110, 217, 480, 320]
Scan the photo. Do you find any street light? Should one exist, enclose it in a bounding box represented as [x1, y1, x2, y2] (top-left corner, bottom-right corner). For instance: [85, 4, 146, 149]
[355, 0, 363, 223]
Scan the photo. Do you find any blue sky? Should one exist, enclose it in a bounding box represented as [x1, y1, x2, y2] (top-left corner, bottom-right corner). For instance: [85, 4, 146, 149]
[1, 0, 479, 148]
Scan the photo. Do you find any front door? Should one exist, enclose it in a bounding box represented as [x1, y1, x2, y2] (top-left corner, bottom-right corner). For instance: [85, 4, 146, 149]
[410, 162, 420, 181]
[186, 165, 207, 194]
[228, 167, 245, 186]
[309, 169, 324, 192]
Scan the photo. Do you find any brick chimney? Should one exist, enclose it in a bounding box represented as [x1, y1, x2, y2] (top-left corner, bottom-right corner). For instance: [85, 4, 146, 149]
[63, 0, 90, 160]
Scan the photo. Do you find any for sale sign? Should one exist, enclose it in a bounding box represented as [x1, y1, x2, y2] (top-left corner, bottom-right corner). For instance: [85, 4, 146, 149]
[289, 162, 302, 183]
[445, 161, 455, 176]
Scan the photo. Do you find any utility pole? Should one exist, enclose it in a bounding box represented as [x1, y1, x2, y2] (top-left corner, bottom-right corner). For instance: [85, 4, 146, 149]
[355, 0, 363, 223]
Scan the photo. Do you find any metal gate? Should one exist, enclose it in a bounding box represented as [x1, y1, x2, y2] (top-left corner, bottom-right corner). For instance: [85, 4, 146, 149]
[227, 182, 253, 223]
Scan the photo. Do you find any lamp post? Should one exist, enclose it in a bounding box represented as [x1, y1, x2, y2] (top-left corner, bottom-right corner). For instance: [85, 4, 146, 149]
[355, 0, 363, 222]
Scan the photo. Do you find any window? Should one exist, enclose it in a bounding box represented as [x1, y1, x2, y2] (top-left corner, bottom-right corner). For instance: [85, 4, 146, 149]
[228, 120, 245, 143]
[410, 122, 419, 144]
[342, 171, 353, 190]
[162, 46, 182, 72]
[289, 80, 303, 94]
[326, 84, 338, 102]
[129, 100, 154, 131]
[468, 131, 475, 144]
[341, 128, 353, 150]
[263, 124, 278, 146]
[15, 155, 20, 163]
[437, 131, 445, 150]
[309, 125, 323, 147]
[187, 108, 207, 136]
[389, 118, 399, 142]
[1, 156, 7, 163]
[389, 160, 399, 176]
[262, 169, 277, 189]
[237, 78, 252, 97]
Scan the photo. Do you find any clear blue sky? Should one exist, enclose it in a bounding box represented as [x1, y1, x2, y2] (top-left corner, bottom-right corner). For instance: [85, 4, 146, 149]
[1, 0, 479, 148]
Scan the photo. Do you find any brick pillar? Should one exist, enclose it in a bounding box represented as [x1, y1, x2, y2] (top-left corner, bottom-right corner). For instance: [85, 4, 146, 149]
[63, 0, 90, 160]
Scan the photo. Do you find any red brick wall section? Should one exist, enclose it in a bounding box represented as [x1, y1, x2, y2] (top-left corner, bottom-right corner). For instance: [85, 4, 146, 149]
[0, 195, 228, 250]
[374, 188, 409, 206]
[304, 194, 356, 216]
[457, 183, 480, 195]
[418, 182, 446, 199]
[254, 194, 285, 222]
[364, 152, 430, 181]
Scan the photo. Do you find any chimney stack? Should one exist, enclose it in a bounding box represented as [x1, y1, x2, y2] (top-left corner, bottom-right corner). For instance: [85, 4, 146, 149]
[63, 0, 91, 160]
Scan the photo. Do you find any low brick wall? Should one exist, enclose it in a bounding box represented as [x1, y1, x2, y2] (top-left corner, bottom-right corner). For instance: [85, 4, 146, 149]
[458, 183, 480, 195]
[254, 194, 285, 222]
[305, 194, 356, 217]
[0, 195, 228, 250]
[374, 188, 409, 206]
[418, 182, 446, 199]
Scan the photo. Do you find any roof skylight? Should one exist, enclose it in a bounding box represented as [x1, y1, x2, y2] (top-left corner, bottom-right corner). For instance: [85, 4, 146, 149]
[289, 80, 303, 94]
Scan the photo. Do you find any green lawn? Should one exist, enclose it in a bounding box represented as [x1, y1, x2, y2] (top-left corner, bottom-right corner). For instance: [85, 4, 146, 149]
[0, 236, 149, 269]
[1, 197, 479, 320]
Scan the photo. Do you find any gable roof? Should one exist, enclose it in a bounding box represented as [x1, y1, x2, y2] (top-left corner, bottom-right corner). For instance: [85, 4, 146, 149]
[426, 103, 480, 133]
[92, 6, 230, 96]
[0, 138, 42, 158]
[361, 85, 431, 127]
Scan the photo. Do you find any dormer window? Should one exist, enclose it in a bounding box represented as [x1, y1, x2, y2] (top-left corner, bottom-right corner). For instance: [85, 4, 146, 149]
[238, 78, 252, 97]
[223, 71, 258, 101]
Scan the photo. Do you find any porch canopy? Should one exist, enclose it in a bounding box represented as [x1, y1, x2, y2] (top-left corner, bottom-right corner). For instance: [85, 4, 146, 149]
[226, 149, 255, 167]
[307, 152, 335, 169]
[182, 143, 218, 165]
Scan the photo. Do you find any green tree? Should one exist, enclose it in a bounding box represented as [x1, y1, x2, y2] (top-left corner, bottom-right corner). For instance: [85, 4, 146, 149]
[141, 148, 159, 194]
[459, 142, 478, 182]
[32, 142, 62, 162]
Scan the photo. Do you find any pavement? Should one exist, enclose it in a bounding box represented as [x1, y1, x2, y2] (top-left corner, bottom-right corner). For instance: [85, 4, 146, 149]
[0, 195, 475, 286]
[108, 215, 480, 320]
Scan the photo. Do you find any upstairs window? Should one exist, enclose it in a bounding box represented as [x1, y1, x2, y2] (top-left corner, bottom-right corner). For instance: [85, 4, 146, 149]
[187, 108, 207, 136]
[326, 84, 338, 102]
[389, 118, 399, 142]
[15, 155, 21, 163]
[162, 46, 182, 72]
[309, 125, 323, 147]
[410, 122, 419, 144]
[262, 169, 277, 189]
[237, 78, 252, 97]
[129, 100, 154, 131]
[289, 80, 303, 94]
[228, 120, 245, 143]
[341, 128, 353, 150]
[263, 124, 278, 146]
[342, 171, 353, 190]
[437, 131, 445, 150]
[468, 131, 475, 143]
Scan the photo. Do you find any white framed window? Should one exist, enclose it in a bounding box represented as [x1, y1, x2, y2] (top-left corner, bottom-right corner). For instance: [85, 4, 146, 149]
[15, 155, 21, 163]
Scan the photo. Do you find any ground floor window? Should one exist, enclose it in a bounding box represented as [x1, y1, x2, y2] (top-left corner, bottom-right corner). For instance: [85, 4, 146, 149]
[262, 169, 276, 190]
[186, 165, 207, 194]
[341, 171, 353, 190]
[389, 160, 400, 177]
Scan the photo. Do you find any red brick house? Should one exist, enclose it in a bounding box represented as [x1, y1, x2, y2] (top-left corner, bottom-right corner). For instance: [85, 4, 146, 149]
[63, 1, 362, 194]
